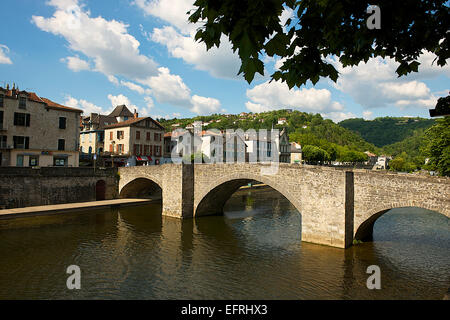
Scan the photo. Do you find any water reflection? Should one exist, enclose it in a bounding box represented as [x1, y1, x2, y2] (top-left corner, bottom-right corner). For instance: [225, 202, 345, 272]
[0, 187, 448, 299]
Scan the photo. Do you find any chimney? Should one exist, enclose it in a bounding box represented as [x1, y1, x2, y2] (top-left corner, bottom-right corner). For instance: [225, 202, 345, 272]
[134, 109, 138, 118]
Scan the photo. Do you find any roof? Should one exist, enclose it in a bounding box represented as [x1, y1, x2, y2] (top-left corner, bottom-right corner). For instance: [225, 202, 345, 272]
[364, 151, 377, 157]
[0, 86, 82, 113]
[290, 142, 302, 153]
[108, 105, 134, 117]
[84, 113, 117, 129]
[40, 97, 83, 113]
[104, 116, 164, 130]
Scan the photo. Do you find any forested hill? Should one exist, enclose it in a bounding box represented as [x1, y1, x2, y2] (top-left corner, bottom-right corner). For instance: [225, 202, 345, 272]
[338, 117, 435, 147]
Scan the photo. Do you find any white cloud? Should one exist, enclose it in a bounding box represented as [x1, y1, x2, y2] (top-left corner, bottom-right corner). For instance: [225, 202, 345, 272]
[107, 75, 119, 85]
[362, 110, 373, 120]
[144, 96, 154, 109]
[133, 0, 196, 34]
[32, 1, 159, 80]
[322, 111, 357, 123]
[60, 56, 90, 71]
[331, 52, 449, 110]
[151, 26, 242, 79]
[64, 95, 103, 115]
[107, 94, 137, 112]
[246, 80, 342, 113]
[121, 80, 151, 95]
[191, 95, 221, 115]
[138, 67, 222, 114]
[0, 44, 12, 64]
[138, 67, 192, 107]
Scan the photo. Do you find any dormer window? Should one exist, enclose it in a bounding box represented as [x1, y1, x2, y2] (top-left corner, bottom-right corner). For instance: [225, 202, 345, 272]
[19, 97, 26, 109]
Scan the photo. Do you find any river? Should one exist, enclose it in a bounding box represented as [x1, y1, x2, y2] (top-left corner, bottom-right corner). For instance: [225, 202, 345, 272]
[0, 187, 448, 299]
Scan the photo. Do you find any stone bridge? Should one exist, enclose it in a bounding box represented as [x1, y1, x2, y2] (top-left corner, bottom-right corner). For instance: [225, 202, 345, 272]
[118, 163, 450, 249]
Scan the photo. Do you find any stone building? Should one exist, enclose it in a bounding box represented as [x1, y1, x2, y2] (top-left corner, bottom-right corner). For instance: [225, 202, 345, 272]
[0, 85, 82, 167]
[80, 113, 117, 156]
[103, 112, 165, 166]
[164, 126, 290, 164]
[244, 128, 291, 163]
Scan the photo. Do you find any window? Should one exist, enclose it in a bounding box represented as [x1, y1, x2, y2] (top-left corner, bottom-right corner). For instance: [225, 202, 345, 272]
[19, 97, 26, 109]
[0, 94, 3, 107]
[110, 132, 113, 140]
[145, 120, 151, 127]
[54, 157, 67, 167]
[154, 133, 161, 141]
[146, 132, 151, 140]
[13, 136, 29, 149]
[59, 117, 66, 129]
[0, 110, 3, 129]
[117, 131, 124, 139]
[0, 135, 6, 148]
[58, 139, 65, 151]
[29, 156, 39, 167]
[136, 131, 140, 140]
[13, 113, 30, 127]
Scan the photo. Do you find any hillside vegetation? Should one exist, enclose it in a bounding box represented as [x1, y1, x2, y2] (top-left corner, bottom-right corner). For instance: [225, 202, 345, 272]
[339, 117, 435, 147]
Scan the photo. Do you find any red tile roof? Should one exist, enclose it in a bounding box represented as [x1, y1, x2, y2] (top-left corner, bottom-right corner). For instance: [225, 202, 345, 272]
[104, 117, 147, 129]
[40, 97, 83, 113]
[0, 87, 82, 113]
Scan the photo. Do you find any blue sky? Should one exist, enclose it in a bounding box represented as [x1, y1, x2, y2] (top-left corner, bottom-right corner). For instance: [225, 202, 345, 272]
[0, 0, 448, 122]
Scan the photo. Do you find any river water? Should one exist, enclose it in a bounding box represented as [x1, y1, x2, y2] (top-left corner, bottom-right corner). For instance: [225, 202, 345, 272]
[0, 187, 448, 299]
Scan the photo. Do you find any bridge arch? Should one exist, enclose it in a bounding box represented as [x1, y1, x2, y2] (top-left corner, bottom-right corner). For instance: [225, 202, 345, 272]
[119, 177, 163, 200]
[194, 172, 302, 217]
[355, 203, 449, 241]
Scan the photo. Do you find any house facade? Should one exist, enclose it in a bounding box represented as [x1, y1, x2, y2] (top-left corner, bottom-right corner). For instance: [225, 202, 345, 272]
[80, 113, 117, 156]
[290, 142, 302, 164]
[103, 115, 165, 166]
[0, 86, 82, 167]
[244, 128, 290, 163]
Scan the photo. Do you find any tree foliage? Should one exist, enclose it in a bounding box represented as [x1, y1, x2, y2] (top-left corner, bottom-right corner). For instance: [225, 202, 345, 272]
[302, 145, 330, 164]
[421, 116, 450, 176]
[189, 0, 449, 87]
